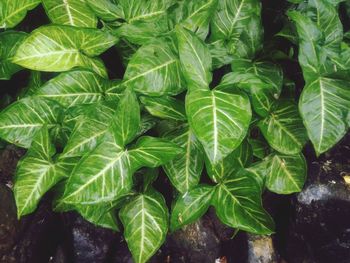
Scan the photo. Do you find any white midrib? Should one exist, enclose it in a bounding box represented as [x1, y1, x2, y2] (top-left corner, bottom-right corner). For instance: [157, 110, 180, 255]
[139, 196, 145, 263]
[63, 0, 74, 26]
[318, 79, 325, 153]
[212, 94, 218, 162]
[184, 131, 192, 190]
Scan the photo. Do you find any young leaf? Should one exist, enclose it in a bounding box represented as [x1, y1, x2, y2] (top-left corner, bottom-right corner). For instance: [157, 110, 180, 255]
[299, 77, 350, 155]
[120, 189, 168, 263]
[110, 88, 140, 147]
[0, 97, 64, 148]
[34, 69, 113, 108]
[0, 0, 40, 29]
[170, 185, 213, 231]
[12, 25, 118, 75]
[122, 39, 184, 96]
[42, 0, 97, 28]
[258, 100, 308, 155]
[0, 31, 27, 80]
[140, 96, 187, 121]
[186, 89, 251, 164]
[14, 127, 74, 217]
[172, 0, 218, 39]
[265, 153, 307, 194]
[129, 136, 183, 169]
[212, 169, 275, 234]
[176, 26, 212, 91]
[163, 125, 204, 193]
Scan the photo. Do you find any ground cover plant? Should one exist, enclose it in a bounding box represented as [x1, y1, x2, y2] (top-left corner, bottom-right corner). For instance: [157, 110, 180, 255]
[0, 0, 350, 262]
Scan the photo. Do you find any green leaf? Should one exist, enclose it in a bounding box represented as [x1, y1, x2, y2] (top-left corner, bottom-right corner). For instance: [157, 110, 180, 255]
[171, 0, 218, 39]
[186, 89, 251, 164]
[0, 97, 64, 148]
[60, 136, 133, 205]
[163, 125, 204, 193]
[140, 96, 187, 121]
[176, 26, 212, 91]
[110, 88, 140, 146]
[118, 0, 172, 23]
[42, 0, 97, 27]
[208, 40, 234, 69]
[299, 77, 350, 155]
[130, 136, 183, 169]
[0, 0, 40, 29]
[86, 0, 123, 21]
[205, 141, 252, 183]
[210, 0, 263, 59]
[258, 100, 308, 155]
[122, 38, 184, 96]
[35, 69, 115, 108]
[14, 127, 75, 217]
[12, 25, 118, 75]
[170, 185, 213, 231]
[0, 31, 27, 80]
[120, 189, 168, 263]
[264, 153, 307, 194]
[212, 169, 275, 234]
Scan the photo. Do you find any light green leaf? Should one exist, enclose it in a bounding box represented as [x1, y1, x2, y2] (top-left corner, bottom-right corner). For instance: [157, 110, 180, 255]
[0, 31, 27, 80]
[208, 40, 233, 69]
[140, 96, 187, 121]
[60, 137, 133, 205]
[110, 88, 140, 146]
[0, 0, 40, 29]
[258, 100, 308, 154]
[130, 136, 183, 169]
[122, 38, 184, 96]
[35, 69, 115, 108]
[171, 0, 218, 39]
[42, 0, 97, 27]
[0, 97, 64, 148]
[86, 0, 123, 21]
[265, 153, 307, 194]
[170, 185, 213, 231]
[176, 26, 212, 91]
[186, 89, 251, 164]
[13, 25, 118, 75]
[163, 125, 204, 193]
[14, 127, 75, 217]
[212, 169, 275, 234]
[299, 77, 350, 155]
[120, 189, 168, 263]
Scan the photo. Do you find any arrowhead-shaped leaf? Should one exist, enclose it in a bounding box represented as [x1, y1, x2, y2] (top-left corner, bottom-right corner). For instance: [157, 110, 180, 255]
[0, 0, 40, 29]
[163, 125, 204, 193]
[264, 153, 307, 194]
[170, 185, 213, 231]
[14, 127, 76, 217]
[212, 169, 275, 234]
[13, 25, 118, 75]
[35, 69, 116, 108]
[42, 0, 97, 28]
[299, 77, 350, 155]
[120, 189, 168, 263]
[186, 89, 251, 164]
[176, 26, 212, 91]
[0, 97, 64, 148]
[258, 100, 308, 154]
[0, 31, 27, 80]
[122, 38, 184, 96]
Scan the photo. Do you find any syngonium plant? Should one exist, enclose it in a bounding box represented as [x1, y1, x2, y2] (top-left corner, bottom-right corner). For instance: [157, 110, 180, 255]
[0, 0, 350, 262]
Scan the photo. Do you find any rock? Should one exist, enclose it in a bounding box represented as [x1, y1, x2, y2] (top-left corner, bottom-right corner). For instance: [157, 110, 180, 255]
[0, 145, 25, 185]
[284, 134, 350, 263]
[246, 234, 279, 263]
[62, 213, 118, 263]
[165, 212, 222, 263]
